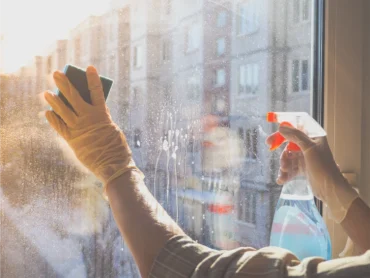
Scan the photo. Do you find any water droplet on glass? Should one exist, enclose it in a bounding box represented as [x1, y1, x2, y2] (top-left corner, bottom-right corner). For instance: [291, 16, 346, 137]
[163, 140, 169, 151]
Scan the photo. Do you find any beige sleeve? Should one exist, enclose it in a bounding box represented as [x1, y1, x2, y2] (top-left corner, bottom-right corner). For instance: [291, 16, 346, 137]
[149, 235, 370, 278]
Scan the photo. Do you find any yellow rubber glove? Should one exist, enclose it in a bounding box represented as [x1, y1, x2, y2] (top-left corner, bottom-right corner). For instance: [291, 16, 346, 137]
[266, 125, 359, 223]
[44, 66, 144, 194]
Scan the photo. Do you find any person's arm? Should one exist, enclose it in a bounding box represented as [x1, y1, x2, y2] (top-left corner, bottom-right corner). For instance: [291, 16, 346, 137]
[341, 197, 370, 252]
[44, 66, 185, 277]
[268, 125, 370, 252]
[106, 170, 185, 278]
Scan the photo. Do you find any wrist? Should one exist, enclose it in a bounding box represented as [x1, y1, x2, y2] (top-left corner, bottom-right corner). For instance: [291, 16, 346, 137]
[325, 174, 359, 223]
[104, 169, 144, 198]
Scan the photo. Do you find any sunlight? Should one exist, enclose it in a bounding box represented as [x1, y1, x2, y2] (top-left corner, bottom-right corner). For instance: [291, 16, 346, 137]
[0, 0, 111, 73]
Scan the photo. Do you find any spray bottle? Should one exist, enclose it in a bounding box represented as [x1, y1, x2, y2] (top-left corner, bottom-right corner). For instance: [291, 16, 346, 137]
[267, 112, 332, 260]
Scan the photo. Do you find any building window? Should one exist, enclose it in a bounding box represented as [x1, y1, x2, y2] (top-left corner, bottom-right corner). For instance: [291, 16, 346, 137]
[216, 38, 226, 56]
[185, 23, 201, 53]
[293, 0, 310, 23]
[211, 95, 226, 114]
[239, 63, 259, 95]
[217, 11, 227, 27]
[133, 45, 143, 68]
[162, 40, 170, 61]
[214, 68, 226, 87]
[238, 190, 257, 224]
[291, 59, 310, 93]
[187, 74, 201, 100]
[237, 0, 259, 35]
[238, 127, 258, 160]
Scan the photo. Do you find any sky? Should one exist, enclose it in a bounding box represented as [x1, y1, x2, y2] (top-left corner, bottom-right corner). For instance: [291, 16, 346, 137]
[0, 0, 110, 73]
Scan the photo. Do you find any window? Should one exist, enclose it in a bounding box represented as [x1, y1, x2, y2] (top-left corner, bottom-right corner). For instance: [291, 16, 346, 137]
[238, 127, 258, 160]
[186, 74, 201, 99]
[1, 0, 318, 275]
[216, 38, 226, 56]
[239, 63, 259, 95]
[291, 59, 309, 93]
[185, 23, 201, 53]
[133, 45, 143, 68]
[162, 39, 170, 61]
[237, 0, 259, 35]
[214, 68, 226, 86]
[293, 0, 310, 23]
[238, 191, 257, 224]
[211, 95, 226, 114]
[217, 11, 227, 27]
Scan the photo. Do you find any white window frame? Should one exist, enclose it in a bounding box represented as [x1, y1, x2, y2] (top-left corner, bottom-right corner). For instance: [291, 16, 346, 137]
[133, 45, 143, 68]
[239, 63, 259, 96]
[216, 37, 226, 56]
[323, 0, 369, 258]
[236, 0, 259, 36]
[289, 58, 310, 94]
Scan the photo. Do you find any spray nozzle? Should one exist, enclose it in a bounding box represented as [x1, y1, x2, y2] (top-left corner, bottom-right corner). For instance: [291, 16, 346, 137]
[267, 112, 326, 151]
[267, 121, 301, 151]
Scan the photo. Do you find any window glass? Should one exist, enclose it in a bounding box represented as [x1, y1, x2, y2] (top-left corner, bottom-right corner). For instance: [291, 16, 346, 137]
[186, 23, 201, 53]
[293, 0, 310, 23]
[217, 11, 227, 27]
[291, 59, 309, 93]
[292, 59, 300, 92]
[133, 45, 143, 68]
[215, 68, 226, 86]
[237, 0, 259, 35]
[187, 73, 201, 100]
[162, 39, 170, 61]
[301, 60, 309, 91]
[216, 37, 226, 56]
[0, 0, 315, 276]
[239, 63, 259, 95]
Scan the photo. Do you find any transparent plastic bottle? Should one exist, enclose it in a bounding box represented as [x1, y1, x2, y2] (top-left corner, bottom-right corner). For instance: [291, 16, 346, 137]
[267, 112, 332, 260]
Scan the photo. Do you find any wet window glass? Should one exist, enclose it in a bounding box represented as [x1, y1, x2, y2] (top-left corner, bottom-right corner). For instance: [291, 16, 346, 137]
[0, 0, 315, 276]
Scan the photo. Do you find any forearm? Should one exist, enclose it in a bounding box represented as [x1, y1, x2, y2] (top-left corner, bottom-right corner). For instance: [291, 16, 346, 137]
[106, 170, 185, 278]
[341, 197, 370, 252]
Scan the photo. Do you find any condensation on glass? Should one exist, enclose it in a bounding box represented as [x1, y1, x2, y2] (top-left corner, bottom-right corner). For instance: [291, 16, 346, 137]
[0, 0, 313, 277]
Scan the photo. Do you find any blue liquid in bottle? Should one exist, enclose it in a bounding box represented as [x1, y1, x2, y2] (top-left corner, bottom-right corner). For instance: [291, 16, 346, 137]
[270, 179, 331, 260]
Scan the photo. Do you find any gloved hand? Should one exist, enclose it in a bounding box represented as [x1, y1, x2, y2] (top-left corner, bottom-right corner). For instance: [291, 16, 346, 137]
[44, 66, 144, 194]
[266, 125, 359, 223]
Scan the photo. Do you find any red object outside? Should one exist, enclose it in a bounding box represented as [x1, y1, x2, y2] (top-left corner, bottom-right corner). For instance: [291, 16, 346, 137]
[207, 204, 234, 214]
